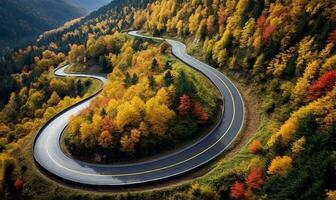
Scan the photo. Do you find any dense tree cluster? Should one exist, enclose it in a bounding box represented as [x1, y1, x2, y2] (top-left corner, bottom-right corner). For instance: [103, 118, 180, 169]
[0, 50, 91, 146]
[0, 48, 97, 198]
[132, 0, 336, 199]
[64, 35, 219, 162]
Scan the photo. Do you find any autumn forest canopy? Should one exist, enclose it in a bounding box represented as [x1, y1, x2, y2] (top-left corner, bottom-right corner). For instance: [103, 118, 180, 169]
[63, 33, 220, 162]
[0, 0, 336, 199]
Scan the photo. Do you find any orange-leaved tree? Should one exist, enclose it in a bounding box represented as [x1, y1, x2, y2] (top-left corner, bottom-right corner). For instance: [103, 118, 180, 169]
[246, 167, 265, 190]
[231, 181, 245, 199]
[193, 103, 209, 122]
[262, 24, 275, 41]
[14, 177, 23, 191]
[248, 139, 262, 154]
[256, 15, 266, 28]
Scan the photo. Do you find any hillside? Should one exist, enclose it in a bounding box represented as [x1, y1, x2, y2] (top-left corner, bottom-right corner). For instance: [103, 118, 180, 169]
[0, 0, 86, 55]
[67, 0, 111, 12]
[0, 0, 335, 199]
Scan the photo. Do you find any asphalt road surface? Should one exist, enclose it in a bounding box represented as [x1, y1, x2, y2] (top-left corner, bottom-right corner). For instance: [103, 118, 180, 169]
[33, 31, 244, 186]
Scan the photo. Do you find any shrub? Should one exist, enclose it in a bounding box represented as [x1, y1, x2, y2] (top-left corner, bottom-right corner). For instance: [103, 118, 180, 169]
[248, 139, 262, 154]
[230, 181, 245, 199]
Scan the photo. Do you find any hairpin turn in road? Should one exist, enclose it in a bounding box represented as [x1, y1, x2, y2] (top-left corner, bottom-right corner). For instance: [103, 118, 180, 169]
[33, 31, 244, 186]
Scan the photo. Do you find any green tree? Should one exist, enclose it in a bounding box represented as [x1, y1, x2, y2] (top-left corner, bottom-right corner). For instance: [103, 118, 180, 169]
[164, 70, 174, 87]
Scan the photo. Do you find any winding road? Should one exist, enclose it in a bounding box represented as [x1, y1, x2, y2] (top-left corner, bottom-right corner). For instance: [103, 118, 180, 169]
[33, 31, 244, 186]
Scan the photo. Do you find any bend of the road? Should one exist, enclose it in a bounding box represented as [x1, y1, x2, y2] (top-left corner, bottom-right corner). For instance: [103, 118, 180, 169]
[33, 31, 244, 186]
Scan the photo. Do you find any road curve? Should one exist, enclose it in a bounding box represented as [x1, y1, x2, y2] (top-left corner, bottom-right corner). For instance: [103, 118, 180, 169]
[33, 31, 244, 186]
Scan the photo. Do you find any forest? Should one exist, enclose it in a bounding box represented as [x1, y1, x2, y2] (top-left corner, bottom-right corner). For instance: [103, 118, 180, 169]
[0, 0, 87, 55]
[0, 0, 335, 199]
[63, 32, 219, 162]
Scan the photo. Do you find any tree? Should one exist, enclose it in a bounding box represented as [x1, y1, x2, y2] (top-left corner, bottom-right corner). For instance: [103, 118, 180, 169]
[327, 30, 336, 44]
[240, 18, 255, 49]
[294, 61, 320, 102]
[189, 183, 220, 200]
[252, 54, 265, 75]
[99, 131, 113, 148]
[50, 79, 67, 96]
[263, 24, 275, 41]
[163, 70, 174, 87]
[102, 117, 114, 132]
[256, 15, 266, 28]
[69, 44, 86, 64]
[291, 136, 306, 154]
[145, 97, 175, 136]
[159, 42, 170, 53]
[206, 15, 215, 36]
[177, 95, 192, 115]
[92, 114, 102, 133]
[213, 30, 231, 65]
[115, 101, 142, 130]
[47, 91, 60, 106]
[177, 20, 184, 36]
[306, 70, 336, 101]
[14, 177, 23, 191]
[327, 190, 336, 200]
[79, 122, 95, 147]
[218, 7, 226, 29]
[268, 156, 293, 175]
[193, 103, 208, 122]
[87, 37, 106, 59]
[248, 139, 262, 153]
[164, 61, 172, 70]
[246, 167, 265, 190]
[151, 58, 159, 71]
[231, 181, 245, 199]
[189, 11, 201, 34]
[196, 19, 207, 40]
[132, 73, 139, 85]
[124, 72, 133, 88]
[175, 71, 194, 102]
[120, 129, 141, 152]
[148, 75, 156, 89]
[1, 92, 20, 123]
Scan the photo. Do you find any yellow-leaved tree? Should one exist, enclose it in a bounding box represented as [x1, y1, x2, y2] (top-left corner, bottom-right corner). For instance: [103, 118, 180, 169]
[145, 96, 175, 136]
[268, 155, 293, 175]
[99, 131, 113, 148]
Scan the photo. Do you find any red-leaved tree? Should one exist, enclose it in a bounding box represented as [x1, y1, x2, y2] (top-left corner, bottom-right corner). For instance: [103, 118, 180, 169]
[306, 70, 336, 101]
[14, 177, 23, 191]
[256, 15, 266, 28]
[231, 181, 245, 199]
[246, 167, 265, 190]
[178, 95, 192, 115]
[262, 24, 274, 41]
[327, 30, 336, 44]
[193, 103, 209, 122]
